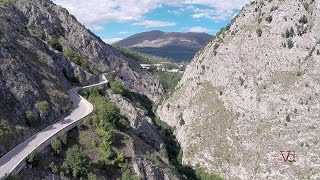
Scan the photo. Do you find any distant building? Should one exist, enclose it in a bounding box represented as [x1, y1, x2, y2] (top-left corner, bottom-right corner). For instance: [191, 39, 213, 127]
[140, 64, 184, 73]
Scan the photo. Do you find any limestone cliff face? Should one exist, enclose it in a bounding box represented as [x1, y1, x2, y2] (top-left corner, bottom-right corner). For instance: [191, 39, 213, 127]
[15, 0, 163, 103]
[107, 90, 164, 151]
[0, 0, 162, 157]
[106, 90, 181, 179]
[0, 2, 80, 156]
[158, 0, 320, 179]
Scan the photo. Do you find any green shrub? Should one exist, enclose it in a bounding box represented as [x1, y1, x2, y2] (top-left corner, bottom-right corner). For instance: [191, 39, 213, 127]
[44, 3, 52, 12]
[25, 110, 36, 126]
[265, 15, 273, 23]
[51, 138, 62, 154]
[74, 73, 81, 83]
[110, 78, 125, 95]
[256, 28, 262, 37]
[99, 138, 114, 164]
[201, 65, 205, 71]
[175, 165, 198, 179]
[49, 162, 59, 174]
[113, 153, 125, 167]
[48, 39, 63, 52]
[299, 15, 308, 24]
[0, 37, 9, 48]
[63, 69, 79, 84]
[270, 6, 278, 12]
[33, 28, 47, 40]
[64, 50, 89, 70]
[179, 119, 185, 127]
[92, 96, 119, 127]
[287, 38, 294, 49]
[297, 25, 308, 36]
[86, 86, 130, 130]
[35, 101, 50, 116]
[196, 168, 224, 180]
[121, 165, 140, 180]
[1, 0, 13, 6]
[96, 127, 112, 138]
[285, 27, 295, 38]
[289, 27, 295, 37]
[62, 145, 88, 177]
[213, 43, 220, 50]
[60, 134, 68, 145]
[286, 115, 291, 122]
[91, 140, 98, 148]
[178, 113, 185, 126]
[239, 77, 245, 86]
[285, 30, 289, 38]
[303, 2, 309, 11]
[115, 117, 131, 130]
[297, 71, 303, 76]
[77, 123, 84, 131]
[87, 173, 97, 180]
[81, 86, 103, 98]
[26, 151, 38, 166]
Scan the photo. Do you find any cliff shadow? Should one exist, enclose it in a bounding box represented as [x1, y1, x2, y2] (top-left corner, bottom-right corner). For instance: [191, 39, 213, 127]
[123, 90, 154, 118]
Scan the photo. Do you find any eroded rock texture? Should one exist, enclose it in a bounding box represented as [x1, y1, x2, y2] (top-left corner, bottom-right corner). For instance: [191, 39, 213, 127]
[158, 0, 320, 179]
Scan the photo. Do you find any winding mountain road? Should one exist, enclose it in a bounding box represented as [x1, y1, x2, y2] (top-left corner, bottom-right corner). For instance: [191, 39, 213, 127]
[0, 75, 108, 178]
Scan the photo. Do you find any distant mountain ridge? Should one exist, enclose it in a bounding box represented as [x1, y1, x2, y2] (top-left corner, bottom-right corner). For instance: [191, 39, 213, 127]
[113, 30, 213, 62]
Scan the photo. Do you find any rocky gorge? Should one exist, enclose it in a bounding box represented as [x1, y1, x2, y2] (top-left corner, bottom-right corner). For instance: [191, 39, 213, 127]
[0, 0, 178, 179]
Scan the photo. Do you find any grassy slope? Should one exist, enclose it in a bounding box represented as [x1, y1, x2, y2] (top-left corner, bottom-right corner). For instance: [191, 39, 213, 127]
[114, 47, 173, 64]
[16, 87, 139, 180]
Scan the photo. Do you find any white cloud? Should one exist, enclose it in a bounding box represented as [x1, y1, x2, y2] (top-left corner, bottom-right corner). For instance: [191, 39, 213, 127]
[133, 20, 176, 28]
[183, 0, 250, 10]
[168, 9, 182, 15]
[90, 25, 104, 31]
[53, 0, 161, 28]
[103, 38, 123, 44]
[52, 0, 250, 29]
[188, 0, 252, 21]
[189, 26, 210, 33]
[185, 5, 196, 10]
[191, 7, 234, 21]
[119, 31, 129, 35]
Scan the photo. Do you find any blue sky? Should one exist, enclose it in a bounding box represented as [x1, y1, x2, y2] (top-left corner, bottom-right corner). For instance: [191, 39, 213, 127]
[52, 0, 250, 43]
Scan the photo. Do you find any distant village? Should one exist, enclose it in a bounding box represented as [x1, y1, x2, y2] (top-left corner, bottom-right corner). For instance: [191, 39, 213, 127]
[140, 63, 185, 73]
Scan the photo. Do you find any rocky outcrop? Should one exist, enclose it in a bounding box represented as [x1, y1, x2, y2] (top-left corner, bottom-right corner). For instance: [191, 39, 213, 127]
[107, 90, 164, 151]
[106, 90, 180, 179]
[0, 0, 163, 157]
[130, 132, 180, 180]
[133, 156, 175, 180]
[158, 0, 320, 179]
[0, 3, 79, 156]
[15, 0, 163, 103]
